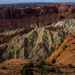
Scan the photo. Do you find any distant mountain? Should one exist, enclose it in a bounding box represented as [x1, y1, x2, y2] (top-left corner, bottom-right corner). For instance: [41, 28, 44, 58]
[0, 2, 75, 8]
[0, 3, 52, 7]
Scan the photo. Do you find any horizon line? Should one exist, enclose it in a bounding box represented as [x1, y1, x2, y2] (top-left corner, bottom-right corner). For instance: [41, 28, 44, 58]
[0, 2, 75, 5]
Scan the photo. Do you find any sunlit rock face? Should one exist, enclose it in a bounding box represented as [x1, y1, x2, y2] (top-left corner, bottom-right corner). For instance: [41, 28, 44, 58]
[56, 35, 75, 65]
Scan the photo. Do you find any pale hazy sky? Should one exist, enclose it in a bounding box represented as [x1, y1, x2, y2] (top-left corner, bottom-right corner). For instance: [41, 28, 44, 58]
[0, 0, 75, 4]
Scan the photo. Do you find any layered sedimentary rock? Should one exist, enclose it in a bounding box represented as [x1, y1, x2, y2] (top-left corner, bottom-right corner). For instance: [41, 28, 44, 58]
[0, 3, 75, 29]
[0, 19, 75, 65]
[0, 3, 75, 66]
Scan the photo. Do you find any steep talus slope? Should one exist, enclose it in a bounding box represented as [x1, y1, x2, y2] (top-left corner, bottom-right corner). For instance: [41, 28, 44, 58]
[47, 35, 75, 64]
[56, 35, 75, 65]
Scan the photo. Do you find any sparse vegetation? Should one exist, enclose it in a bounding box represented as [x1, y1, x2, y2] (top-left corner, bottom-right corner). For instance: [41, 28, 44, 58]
[0, 4, 75, 74]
